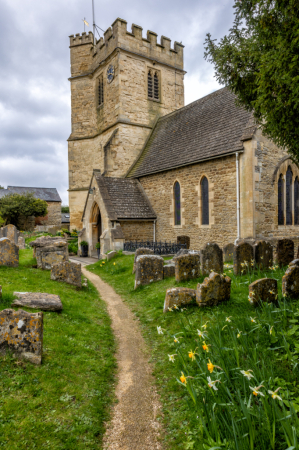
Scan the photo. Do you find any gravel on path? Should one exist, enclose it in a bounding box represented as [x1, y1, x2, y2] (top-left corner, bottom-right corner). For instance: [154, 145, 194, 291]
[82, 267, 164, 450]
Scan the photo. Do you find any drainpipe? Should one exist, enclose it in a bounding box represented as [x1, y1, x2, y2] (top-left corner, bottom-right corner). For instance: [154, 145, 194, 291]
[153, 220, 156, 242]
[236, 152, 240, 243]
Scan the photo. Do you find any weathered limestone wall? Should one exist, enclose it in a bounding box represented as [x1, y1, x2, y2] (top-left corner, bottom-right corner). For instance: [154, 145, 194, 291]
[119, 221, 154, 242]
[139, 155, 238, 250]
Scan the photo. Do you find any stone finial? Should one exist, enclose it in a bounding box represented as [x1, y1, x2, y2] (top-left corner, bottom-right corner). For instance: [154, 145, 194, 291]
[282, 265, 299, 298]
[163, 288, 196, 313]
[135, 255, 164, 288]
[175, 253, 200, 282]
[0, 309, 43, 365]
[200, 243, 223, 276]
[248, 278, 277, 305]
[196, 272, 231, 307]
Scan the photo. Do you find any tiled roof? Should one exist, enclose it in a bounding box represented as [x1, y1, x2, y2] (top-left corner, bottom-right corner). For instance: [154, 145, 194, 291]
[128, 87, 255, 178]
[94, 174, 156, 220]
[0, 186, 61, 202]
[61, 213, 70, 223]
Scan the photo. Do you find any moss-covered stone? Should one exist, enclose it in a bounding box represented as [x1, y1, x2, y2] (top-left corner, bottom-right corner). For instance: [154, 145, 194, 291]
[201, 243, 223, 275]
[175, 253, 200, 282]
[276, 239, 294, 267]
[254, 241, 273, 269]
[248, 278, 277, 305]
[0, 237, 19, 268]
[132, 248, 155, 274]
[282, 265, 299, 298]
[135, 255, 164, 288]
[163, 264, 175, 278]
[196, 272, 231, 307]
[51, 261, 81, 287]
[233, 242, 254, 275]
[12, 292, 63, 311]
[163, 287, 196, 313]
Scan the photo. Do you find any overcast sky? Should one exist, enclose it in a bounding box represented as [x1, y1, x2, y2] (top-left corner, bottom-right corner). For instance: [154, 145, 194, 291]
[0, 0, 235, 204]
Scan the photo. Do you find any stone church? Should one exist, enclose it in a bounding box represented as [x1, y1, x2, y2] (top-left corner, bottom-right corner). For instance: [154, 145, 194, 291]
[68, 18, 299, 256]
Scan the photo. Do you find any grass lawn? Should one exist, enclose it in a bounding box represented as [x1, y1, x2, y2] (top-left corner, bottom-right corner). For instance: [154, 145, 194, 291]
[88, 254, 299, 450]
[0, 249, 116, 450]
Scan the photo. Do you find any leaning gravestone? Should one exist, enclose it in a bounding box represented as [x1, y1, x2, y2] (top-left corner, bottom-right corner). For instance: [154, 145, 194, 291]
[282, 265, 299, 298]
[51, 261, 81, 288]
[175, 253, 200, 282]
[0, 309, 43, 365]
[135, 255, 164, 289]
[196, 272, 231, 307]
[254, 241, 273, 269]
[276, 239, 294, 267]
[12, 292, 63, 311]
[201, 243, 223, 275]
[17, 235, 26, 249]
[2, 224, 18, 245]
[29, 236, 68, 270]
[0, 238, 19, 267]
[107, 251, 117, 261]
[233, 242, 254, 275]
[163, 287, 196, 313]
[163, 264, 175, 278]
[248, 278, 277, 305]
[132, 247, 155, 274]
[223, 243, 234, 263]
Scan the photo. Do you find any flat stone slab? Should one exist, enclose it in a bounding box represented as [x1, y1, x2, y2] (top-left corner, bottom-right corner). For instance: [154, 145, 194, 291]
[163, 287, 196, 313]
[0, 308, 43, 365]
[51, 261, 81, 287]
[248, 278, 277, 305]
[196, 272, 231, 307]
[12, 292, 63, 311]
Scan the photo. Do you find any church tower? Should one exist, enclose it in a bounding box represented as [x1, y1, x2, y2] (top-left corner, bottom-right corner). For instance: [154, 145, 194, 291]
[68, 18, 185, 229]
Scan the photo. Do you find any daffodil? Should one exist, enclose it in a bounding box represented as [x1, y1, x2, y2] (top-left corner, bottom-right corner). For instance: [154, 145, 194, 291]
[207, 359, 214, 373]
[237, 330, 242, 338]
[197, 329, 206, 339]
[168, 354, 176, 363]
[240, 369, 254, 380]
[207, 376, 220, 390]
[250, 385, 264, 397]
[157, 326, 163, 335]
[225, 317, 232, 323]
[202, 322, 208, 329]
[174, 336, 180, 343]
[174, 304, 179, 310]
[268, 388, 282, 400]
[270, 326, 274, 335]
[202, 341, 209, 352]
[180, 372, 187, 385]
[102, 261, 105, 264]
[250, 317, 256, 323]
[113, 262, 116, 266]
[188, 349, 197, 361]
[168, 307, 173, 312]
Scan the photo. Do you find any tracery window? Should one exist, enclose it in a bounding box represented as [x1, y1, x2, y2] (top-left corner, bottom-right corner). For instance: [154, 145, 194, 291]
[295, 177, 299, 225]
[201, 176, 209, 225]
[278, 174, 284, 225]
[286, 166, 293, 225]
[148, 70, 159, 100]
[174, 181, 181, 226]
[98, 74, 104, 106]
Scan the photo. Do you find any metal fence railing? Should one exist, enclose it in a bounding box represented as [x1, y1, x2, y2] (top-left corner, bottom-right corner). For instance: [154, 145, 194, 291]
[123, 240, 186, 255]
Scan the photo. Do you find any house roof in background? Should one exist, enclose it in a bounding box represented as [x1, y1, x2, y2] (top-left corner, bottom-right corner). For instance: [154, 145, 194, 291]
[128, 87, 255, 178]
[61, 213, 70, 223]
[0, 186, 62, 202]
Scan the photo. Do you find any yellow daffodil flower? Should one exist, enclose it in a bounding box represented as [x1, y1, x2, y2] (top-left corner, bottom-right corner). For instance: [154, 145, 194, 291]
[268, 387, 282, 401]
[168, 307, 173, 312]
[207, 376, 220, 390]
[237, 330, 242, 338]
[225, 317, 232, 323]
[188, 350, 196, 361]
[250, 317, 256, 323]
[270, 326, 273, 335]
[240, 369, 254, 380]
[250, 385, 264, 397]
[113, 262, 116, 266]
[202, 341, 209, 352]
[202, 322, 209, 329]
[168, 354, 176, 363]
[197, 329, 206, 339]
[174, 336, 179, 343]
[180, 372, 187, 385]
[207, 359, 214, 373]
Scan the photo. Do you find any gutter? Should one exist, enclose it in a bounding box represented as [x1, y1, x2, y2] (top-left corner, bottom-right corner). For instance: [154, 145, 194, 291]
[235, 152, 240, 242]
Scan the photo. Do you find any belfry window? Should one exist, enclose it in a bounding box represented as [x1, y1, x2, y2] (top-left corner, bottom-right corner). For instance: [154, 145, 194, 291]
[148, 70, 159, 100]
[278, 174, 284, 225]
[286, 166, 293, 225]
[174, 181, 181, 226]
[295, 177, 299, 225]
[201, 177, 209, 225]
[98, 74, 104, 106]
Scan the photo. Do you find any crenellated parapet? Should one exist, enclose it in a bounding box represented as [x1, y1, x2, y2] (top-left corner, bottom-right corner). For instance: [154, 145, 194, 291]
[69, 18, 184, 77]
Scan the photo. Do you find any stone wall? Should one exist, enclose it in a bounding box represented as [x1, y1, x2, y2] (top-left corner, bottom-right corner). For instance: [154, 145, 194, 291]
[139, 155, 238, 250]
[119, 221, 154, 242]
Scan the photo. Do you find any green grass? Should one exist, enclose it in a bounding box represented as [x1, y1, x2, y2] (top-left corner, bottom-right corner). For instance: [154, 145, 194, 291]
[88, 254, 299, 450]
[0, 250, 116, 450]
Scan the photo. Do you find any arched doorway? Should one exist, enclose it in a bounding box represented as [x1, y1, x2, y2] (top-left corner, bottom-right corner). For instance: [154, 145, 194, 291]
[90, 202, 102, 255]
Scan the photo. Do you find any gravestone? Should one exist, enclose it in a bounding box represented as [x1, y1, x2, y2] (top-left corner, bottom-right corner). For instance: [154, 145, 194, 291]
[29, 236, 68, 270]
[254, 241, 273, 269]
[0, 309, 43, 365]
[132, 247, 155, 274]
[17, 235, 26, 249]
[276, 239, 294, 267]
[2, 224, 18, 245]
[282, 265, 299, 298]
[175, 253, 200, 282]
[201, 243, 223, 275]
[12, 292, 63, 311]
[135, 255, 164, 289]
[107, 251, 117, 261]
[51, 261, 81, 288]
[163, 287, 196, 313]
[177, 235, 190, 250]
[289, 259, 299, 268]
[248, 278, 278, 305]
[233, 242, 254, 275]
[223, 243, 234, 263]
[174, 248, 190, 259]
[163, 264, 175, 278]
[196, 272, 231, 307]
[0, 238, 19, 267]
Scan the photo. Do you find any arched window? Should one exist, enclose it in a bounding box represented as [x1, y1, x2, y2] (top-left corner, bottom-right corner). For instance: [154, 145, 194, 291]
[295, 177, 299, 225]
[201, 177, 209, 225]
[278, 174, 284, 225]
[286, 166, 293, 225]
[174, 181, 181, 226]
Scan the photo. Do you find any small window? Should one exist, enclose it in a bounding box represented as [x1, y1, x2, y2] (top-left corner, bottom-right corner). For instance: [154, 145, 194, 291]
[201, 177, 209, 225]
[174, 181, 181, 226]
[295, 177, 299, 225]
[148, 70, 159, 100]
[278, 174, 284, 225]
[286, 166, 293, 225]
[98, 74, 104, 106]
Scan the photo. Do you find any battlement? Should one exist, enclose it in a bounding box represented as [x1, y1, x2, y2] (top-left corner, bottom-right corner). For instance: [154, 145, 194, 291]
[69, 18, 184, 76]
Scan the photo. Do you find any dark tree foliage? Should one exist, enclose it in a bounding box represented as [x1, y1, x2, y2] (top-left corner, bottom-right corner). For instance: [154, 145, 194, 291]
[205, 0, 299, 159]
[61, 205, 69, 213]
[0, 193, 48, 227]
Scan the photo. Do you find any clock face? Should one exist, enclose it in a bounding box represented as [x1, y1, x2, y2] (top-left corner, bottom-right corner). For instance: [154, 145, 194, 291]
[107, 65, 114, 84]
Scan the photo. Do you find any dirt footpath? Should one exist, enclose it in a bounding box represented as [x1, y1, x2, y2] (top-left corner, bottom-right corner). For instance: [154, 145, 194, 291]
[82, 267, 164, 450]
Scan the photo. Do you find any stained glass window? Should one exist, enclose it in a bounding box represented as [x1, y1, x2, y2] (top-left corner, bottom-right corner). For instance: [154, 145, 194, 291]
[295, 177, 299, 225]
[286, 166, 293, 225]
[201, 177, 209, 225]
[174, 181, 181, 226]
[278, 174, 284, 225]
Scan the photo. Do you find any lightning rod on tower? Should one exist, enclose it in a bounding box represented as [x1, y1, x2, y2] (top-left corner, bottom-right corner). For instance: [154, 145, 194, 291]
[92, 0, 96, 45]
